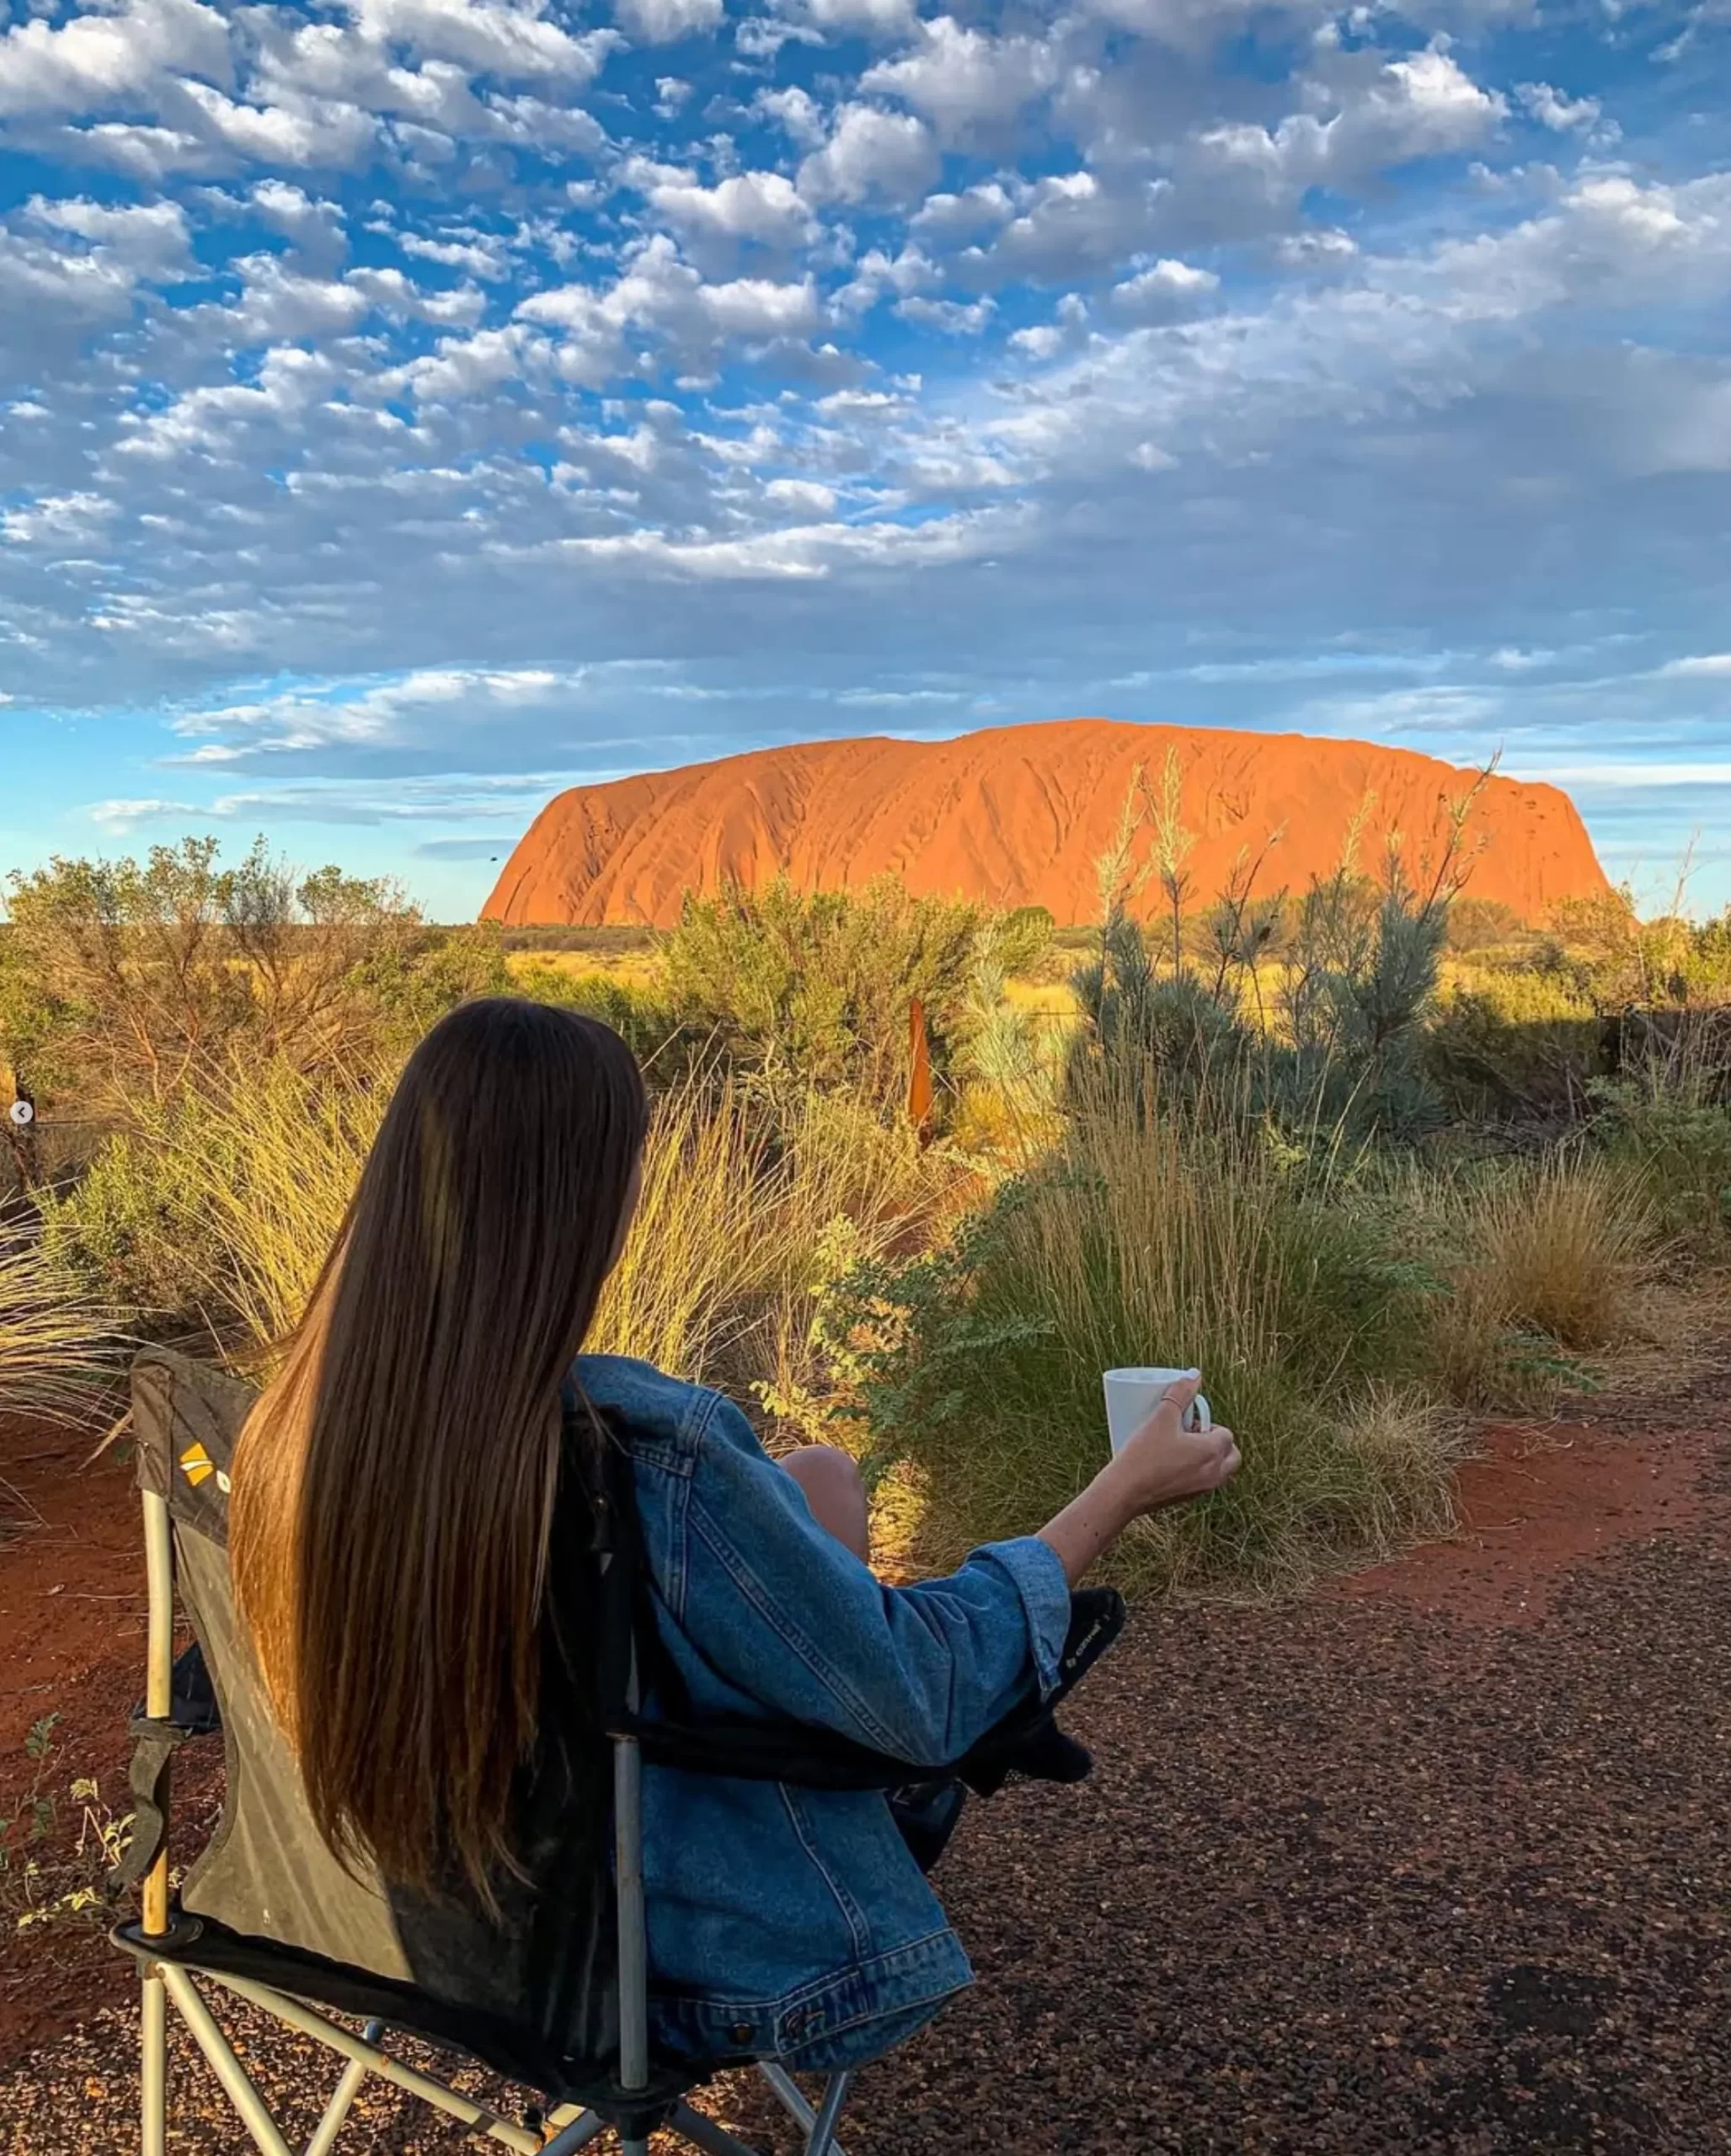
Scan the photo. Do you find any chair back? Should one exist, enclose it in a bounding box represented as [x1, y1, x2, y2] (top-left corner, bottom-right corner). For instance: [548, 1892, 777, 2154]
[129, 1348, 619, 2077]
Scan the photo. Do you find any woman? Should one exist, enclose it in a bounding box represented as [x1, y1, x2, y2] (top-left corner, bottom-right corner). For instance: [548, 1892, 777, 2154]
[230, 998, 1239, 2073]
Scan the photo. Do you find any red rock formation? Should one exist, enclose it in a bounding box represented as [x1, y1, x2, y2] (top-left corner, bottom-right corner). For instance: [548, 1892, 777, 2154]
[481, 718, 1609, 927]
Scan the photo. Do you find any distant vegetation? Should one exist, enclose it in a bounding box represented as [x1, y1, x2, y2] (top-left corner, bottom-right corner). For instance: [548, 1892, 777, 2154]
[4, 782, 1728, 1593]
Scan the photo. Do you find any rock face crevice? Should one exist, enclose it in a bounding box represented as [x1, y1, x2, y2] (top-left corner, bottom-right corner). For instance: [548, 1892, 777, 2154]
[481, 718, 1611, 927]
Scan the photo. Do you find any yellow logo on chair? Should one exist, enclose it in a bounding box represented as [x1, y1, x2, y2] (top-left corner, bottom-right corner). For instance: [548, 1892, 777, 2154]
[179, 1444, 232, 1495]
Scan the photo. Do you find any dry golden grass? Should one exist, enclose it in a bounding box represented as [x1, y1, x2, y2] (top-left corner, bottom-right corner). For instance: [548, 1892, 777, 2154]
[149, 1052, 973, 1412]
[0, 1233, 122, 1428]
[504, 948, 666, 993]
[1427, 1150, 1655, 1408]
[863, 1057, 1471, 1596]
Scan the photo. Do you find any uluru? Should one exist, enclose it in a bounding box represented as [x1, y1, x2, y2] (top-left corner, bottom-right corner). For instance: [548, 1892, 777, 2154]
[481, 719, 1610, 927]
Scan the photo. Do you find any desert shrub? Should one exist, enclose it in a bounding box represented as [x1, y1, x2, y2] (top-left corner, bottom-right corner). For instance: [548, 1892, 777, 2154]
[815, 1059, 1451, 1593]
[1425, 970, 1604, 1118]
[1069, 760, 1466, 1141]
[1420, 1151, 1653, 1408]
[40, 1054, 393, 1342]
[1592, 1074, 1731, 1258]
[661, 877, 985, 1105]
[1543, 892, 1731, 1014]
[1444, 899, 1527, 953]
[44, 1034, 970, 1411]
[0, 1231, 121, 1427]
[1, 836, 504, 1128]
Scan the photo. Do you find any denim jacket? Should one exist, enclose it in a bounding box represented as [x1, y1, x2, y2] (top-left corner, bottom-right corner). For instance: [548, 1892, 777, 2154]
[574, 1354, 1073, 2074]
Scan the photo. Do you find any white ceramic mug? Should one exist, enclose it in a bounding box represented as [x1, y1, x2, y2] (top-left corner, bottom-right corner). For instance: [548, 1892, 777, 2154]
[1102, 1367, 1212, 1455]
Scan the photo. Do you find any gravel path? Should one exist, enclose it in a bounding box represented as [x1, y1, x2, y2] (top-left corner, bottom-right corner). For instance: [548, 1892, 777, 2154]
[5, 1390, 1729, 2154]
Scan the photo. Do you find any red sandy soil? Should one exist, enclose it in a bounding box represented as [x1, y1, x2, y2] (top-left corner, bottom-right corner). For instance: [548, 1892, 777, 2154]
[481, 718, 1611, 929]
[0, 1418, 218, 2062]
[0, 1378, 1718, 2078]
[1332, 1414, 1721, 1630]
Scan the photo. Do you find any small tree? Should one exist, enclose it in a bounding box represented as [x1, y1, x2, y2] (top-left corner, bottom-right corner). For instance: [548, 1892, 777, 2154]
[1, 835, 501, 1120]
[661, 876, 986, 1106]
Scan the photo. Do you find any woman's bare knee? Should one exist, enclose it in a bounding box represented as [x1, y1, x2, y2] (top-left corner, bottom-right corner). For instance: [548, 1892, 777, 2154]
[779, 1445, 870, 1563]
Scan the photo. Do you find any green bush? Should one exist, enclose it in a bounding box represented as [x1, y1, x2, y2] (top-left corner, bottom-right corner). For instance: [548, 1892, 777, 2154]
[3, 835, 508, 1126]
[510, 963, 679, 1065]
[1592, 1076, 1731, 1257]
[661, 877, 986, 1105]
[1425, 976, 1604, 1118]
[815, 1062, 1455, 1593]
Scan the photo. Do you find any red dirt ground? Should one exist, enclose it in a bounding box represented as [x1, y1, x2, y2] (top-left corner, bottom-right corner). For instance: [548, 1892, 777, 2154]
[1, 1379, 1724, 2073]
[1331, 1414, 1720, 1629]
[0, 1416, 197, 2062]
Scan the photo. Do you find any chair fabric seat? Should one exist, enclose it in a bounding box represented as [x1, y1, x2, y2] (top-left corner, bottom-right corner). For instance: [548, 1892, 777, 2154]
[110, 1913, 709, 2110]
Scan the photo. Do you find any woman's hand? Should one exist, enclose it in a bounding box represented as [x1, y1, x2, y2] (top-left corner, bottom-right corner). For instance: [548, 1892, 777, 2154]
[1036, 1373, 1241, 1585]
[1103, 1373, 1240, 1519]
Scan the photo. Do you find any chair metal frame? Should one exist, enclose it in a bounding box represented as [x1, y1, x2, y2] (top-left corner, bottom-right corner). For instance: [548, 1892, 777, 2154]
[130, 1486, 853, 2156]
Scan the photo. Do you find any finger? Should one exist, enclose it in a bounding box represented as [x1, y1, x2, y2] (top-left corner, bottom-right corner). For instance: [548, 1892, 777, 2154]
[1162, 1372, 1201, 1412]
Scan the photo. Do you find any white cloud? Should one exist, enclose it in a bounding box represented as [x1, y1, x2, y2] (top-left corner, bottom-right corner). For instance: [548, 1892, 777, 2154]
[250, 179, 348, 247]
[1195, 43, 1505, 202]
[895, 292, 994, 333]
[1274, 227, 1359, 267]
[27, 194, 195, 276]
[963, 168, 1166, 280]
[0, 0, 230, 120]
[790, 0, 919, 38]
[515, 235, 822, 383]
[169, 664, 572, 753]
[1109, 255, 1218, 317]
[642, 168, 818, 248]
[384, 321, 541, 401]
[211, 252, 371, 340]
[1, 490, 120, 547]
[346, 0, 610, 79]
[175, 79, 381, 168]
[500, 502, 1019, 579]
[1007, 291, 1087, 357]
[765, 476, 839, 512]
[910, 181, 1013, 246]
[114, 344, 340, 460]
[861, 16, 1059, 138]
[753, 84, 827, 147]
[1515, 81, 1603, 131]
[400, 229, 510, 277]
[613, 0, 724, 44]
[797, 103, 938, 206]
[1659, 654, 1731, 678]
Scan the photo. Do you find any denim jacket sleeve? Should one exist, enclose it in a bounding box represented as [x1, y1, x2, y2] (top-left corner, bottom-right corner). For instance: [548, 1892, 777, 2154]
[666, 1388, 1074, 1769]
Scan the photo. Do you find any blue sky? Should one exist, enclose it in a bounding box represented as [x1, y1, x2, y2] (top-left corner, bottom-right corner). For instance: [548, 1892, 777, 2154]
[2, 0, 1728, 921]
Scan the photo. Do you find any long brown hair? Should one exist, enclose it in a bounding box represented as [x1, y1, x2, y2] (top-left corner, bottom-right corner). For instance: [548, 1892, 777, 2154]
[230, 997, 649, 1901]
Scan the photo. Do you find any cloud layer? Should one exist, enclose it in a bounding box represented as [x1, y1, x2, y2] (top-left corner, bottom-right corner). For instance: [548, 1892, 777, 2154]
[2, 0, 1729, 910]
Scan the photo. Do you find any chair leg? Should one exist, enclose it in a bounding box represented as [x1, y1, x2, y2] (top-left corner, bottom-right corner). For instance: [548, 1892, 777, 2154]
[756, 2063, 850, 2156]
[666, 2102, 765, 2156]
[302, 2020, 383, 2156]
[158, 1966, 297, 2156]
[536, 2112, 609, 2153]
[805, 2073, 851, 2156]
[141, 1964, 168, 2156]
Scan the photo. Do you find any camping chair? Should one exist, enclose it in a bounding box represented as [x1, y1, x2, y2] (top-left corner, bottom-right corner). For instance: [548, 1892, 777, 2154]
[110, 1347, 1124, 2156]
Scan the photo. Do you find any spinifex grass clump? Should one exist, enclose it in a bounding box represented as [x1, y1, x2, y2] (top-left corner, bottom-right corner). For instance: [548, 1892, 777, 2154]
[0, 1232, 120, 1428]
[1423, 1150, 1655, 1409]
[46, 1038, 970, 1406]
[818, 1059, 1460, 1594]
